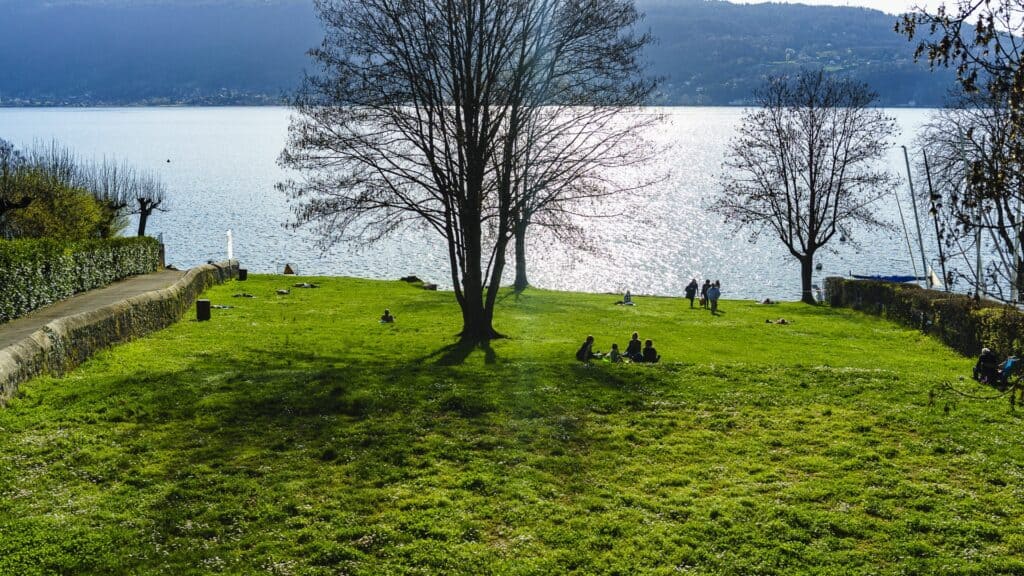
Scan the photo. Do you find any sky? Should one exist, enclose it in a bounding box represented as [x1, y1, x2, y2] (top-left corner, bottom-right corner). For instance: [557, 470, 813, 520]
[735, 1, 934, 15]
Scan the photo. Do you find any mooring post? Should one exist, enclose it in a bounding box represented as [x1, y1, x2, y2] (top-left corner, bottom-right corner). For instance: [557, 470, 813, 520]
[197, 299, 211, 322]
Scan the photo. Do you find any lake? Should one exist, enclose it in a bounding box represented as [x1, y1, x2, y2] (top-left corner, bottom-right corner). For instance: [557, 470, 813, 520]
[0, 106, 942, 301]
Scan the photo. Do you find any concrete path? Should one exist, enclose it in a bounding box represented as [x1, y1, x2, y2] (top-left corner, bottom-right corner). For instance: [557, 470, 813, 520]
[0, 269, 186, 351]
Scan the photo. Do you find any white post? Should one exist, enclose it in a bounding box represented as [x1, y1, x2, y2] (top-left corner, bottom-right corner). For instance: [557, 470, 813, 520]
[226, 229, 234, 261]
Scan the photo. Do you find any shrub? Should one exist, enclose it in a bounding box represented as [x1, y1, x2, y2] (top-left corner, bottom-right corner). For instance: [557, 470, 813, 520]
[825, 276, 1023, 358]
[2, 169, 106, 240]
[0, 237, 160, 323]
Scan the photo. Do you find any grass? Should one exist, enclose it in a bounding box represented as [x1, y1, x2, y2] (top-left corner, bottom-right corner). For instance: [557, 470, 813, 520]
[0, 275, 1022, 575]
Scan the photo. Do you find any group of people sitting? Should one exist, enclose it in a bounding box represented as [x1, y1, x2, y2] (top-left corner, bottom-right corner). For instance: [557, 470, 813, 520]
[973, 347, 1019, 389]
[577, 332, 660, 364]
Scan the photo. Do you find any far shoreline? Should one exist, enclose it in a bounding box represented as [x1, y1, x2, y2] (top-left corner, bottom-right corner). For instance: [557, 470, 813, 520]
[0, 103, 943, 110]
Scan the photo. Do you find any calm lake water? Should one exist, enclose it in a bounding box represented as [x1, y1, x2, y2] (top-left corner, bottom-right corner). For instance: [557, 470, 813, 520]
[0, 106, 941, 300]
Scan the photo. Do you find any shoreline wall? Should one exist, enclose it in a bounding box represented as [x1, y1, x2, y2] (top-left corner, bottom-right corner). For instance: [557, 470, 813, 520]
[0, 260, 238, 405]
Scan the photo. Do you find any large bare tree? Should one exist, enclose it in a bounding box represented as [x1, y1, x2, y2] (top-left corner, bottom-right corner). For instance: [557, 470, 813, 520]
[714, 70, 898, 304]
[279, 0, 653, 341]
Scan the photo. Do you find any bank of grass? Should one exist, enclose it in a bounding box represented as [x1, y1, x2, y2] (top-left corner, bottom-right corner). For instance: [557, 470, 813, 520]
[0, 276, 1022, 575]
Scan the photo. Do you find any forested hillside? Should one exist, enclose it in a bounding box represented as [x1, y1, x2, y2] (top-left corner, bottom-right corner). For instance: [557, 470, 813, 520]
[645, 0, 954, 105]
[0, 0, 955, 106]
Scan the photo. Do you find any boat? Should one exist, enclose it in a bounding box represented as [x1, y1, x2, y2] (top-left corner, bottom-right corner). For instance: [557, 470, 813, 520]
[851, 274, 926, 283]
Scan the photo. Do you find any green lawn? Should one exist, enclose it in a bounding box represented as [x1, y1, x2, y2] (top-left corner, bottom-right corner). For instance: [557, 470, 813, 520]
[0, 276, 1022, 575]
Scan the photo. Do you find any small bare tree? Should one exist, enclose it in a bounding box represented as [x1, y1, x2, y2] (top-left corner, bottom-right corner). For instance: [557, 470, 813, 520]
[714, 70, 898, 303]
[280, 0, 654, 341]
[88, 159, 137, 238]
[133, 173, 167, 237]
[18, 143, 169, 239]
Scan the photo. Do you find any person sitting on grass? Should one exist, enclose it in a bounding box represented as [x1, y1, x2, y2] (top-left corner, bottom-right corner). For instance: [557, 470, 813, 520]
[616, 290, 635, 306]
[609, 343, 624, 363]
[626, 332, 643, 362]
[576, 335, 603, 362]
[974, 347, 1000, 384]
[642, 339, 660, 363]
[380, 309, 395, 323]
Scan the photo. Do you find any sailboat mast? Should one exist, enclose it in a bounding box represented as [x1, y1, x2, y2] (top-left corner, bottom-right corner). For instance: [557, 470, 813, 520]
[971, 140, 984, 298]
[922, 150, 949, 290]
[902, 146, 930, 287]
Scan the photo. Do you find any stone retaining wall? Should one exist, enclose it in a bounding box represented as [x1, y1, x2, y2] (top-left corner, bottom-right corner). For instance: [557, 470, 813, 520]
[0, 260, 238, 405]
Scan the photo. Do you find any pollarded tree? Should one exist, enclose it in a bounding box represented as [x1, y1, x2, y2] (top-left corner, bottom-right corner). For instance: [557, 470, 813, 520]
[714, 70, 898, 304]
[133, 173, 167, 237]
[88, 159, 137, 238]
[88, 160, 168, 238]
[279, 0, 654, 341]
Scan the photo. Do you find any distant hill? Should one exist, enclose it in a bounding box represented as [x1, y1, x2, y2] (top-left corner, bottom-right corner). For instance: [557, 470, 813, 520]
[643, 0, 955, 106]
[0, 0, 956, 106]
[0, 0, 320, 106]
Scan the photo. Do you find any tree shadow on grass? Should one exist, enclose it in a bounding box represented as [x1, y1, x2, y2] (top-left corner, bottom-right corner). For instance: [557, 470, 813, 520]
[429, 339, 497, 366]
[23, 342, 668, 573]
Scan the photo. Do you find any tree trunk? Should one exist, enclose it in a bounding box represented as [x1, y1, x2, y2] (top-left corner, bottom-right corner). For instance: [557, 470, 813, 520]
[137, 210, 150, 237]
[799, 255, 816, 304]
[459, 300, 497, 342]
[1016, 254, 1024, 302]
[458, 284, 501, 342]
[514, 218, 528, 292]
[457, 202, 500, 343]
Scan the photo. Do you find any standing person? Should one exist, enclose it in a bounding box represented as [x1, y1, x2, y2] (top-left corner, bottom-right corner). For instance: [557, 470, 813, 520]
[684, 278, 699, 308]
[708, 281, 721, 314]
[700, 280, 711, 309]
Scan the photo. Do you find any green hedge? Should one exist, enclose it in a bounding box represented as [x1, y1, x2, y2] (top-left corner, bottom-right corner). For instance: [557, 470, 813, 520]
[825, 277, 1024, 358]
[0, 237, 161, 323]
